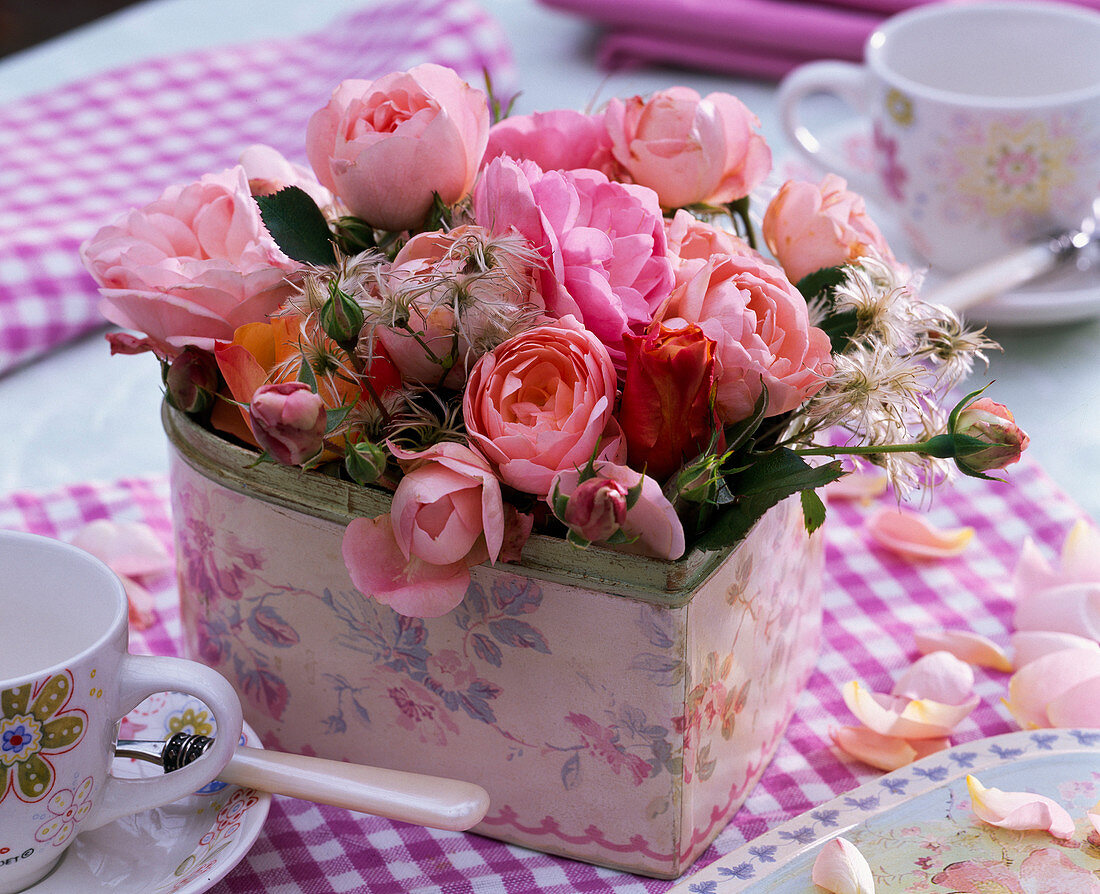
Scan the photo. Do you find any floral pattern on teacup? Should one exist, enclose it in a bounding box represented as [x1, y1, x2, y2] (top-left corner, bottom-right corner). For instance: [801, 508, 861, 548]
[167, 707, 214, 738]
[34, 775, 94, 848]
[0, 672, 87, 803]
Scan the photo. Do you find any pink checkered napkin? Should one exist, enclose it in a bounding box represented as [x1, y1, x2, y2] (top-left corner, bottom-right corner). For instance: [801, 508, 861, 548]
[0, 457, 1086, 894]
[0, 0, 514, 376]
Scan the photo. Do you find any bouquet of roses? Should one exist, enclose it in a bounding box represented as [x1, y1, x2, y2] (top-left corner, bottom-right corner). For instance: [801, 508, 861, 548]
[80, 63, 1027, 619]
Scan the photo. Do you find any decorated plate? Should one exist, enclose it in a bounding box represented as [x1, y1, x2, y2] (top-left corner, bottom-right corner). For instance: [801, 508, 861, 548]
[668, 729, 1100, 892]
[31, 690, 270, 894]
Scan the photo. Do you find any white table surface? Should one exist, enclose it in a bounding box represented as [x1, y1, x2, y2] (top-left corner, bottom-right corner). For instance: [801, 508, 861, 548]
[1, 0, 1097, 523]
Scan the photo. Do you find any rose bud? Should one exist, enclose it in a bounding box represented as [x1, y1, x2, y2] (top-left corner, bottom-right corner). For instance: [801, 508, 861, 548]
[345, 438, 388, 485]
[248, 381, 327, 466]
[165, 346, 221, 415]
[951, 397, 1029, 474]
[319, 286, 364, 350]
[619, 323, 720, 482]
[562, 477, 630, 544]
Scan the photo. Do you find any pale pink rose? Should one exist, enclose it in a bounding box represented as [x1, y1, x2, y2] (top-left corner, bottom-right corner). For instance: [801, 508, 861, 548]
[604, 87, 771, 209]
[341, 442, 505, 618]
[237, 143, 336, 210]
[305, 64, 489, 231]
[248, 382, 326, 466]
[473, 156, 673, 366]
[665, 208, 763, 267]
[762, 174, 896, 284]
[377, 225, 541, 386]
[483, 109, 613, 173]
[661, 253, 832, 423]
[550, 461, 685, 559]
[463, 318, 624, 497]
[390, 441, 505, 568]
[80, 166, 299, 359]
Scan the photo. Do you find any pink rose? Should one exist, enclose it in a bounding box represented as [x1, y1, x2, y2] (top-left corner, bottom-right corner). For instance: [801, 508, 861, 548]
[662, 253, 832, 424]
[341, 442, 505, 618]
[762, 174, 897, 284]
[561, 477, 629, 543]
[80, 166, 299, 359]
[473, 156, 673, 366]
[550, 462, 685, 560]
[482, 108, 613, 173]
[237, 143, 336, 210]
[377, 225, 541, 386]
[248, 382, 327, 466]
[305, 64, 489, 231]
[604, 87, 771, 209]
[463, 318, 624, 496]
[665, 208, 763, 267]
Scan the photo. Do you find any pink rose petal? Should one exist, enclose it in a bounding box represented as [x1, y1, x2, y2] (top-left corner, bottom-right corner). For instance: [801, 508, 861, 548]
[1088, 799, 1100, 837]
[811, 837, 876, 894]
[891, 651, 975, 705]
[842, 680, 978, 739]
[1046, 675, 1100, 727]
[71, 519, 171, 578]
[121, 576, 157, 631]
[1003, 647, 1100, 729]
[832, 725, 949, 772]
[1014, 581, 1100, 640]
[823, 470, 887, 504]
[914, 629, 1013, 673]
[866, 508, 973, 560]
[1011, 631, 1100, 669]
[966, 774, 1075, 839]
[1060, 519, 1100, 583]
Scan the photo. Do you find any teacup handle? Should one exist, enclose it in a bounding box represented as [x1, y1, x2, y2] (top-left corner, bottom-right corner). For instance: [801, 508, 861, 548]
[85, 655, 243, 829]
[777, 60, 883, 202]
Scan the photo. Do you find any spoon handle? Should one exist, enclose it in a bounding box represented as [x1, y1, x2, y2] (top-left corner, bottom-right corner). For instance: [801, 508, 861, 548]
[219, 745, 490, 832]
[923, 241, 1059, 312]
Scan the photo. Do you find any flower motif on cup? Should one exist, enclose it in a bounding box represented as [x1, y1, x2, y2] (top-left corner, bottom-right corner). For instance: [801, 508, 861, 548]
[0, 673, 86, 803]
[884, 88, 914, 128]
[935, 115, 1079, 220]
[167, 707, 214, 738]
[34, 776, 95, 848]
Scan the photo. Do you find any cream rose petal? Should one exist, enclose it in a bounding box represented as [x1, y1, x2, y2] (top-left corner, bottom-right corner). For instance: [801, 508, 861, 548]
[866, 508, 973, 560]
[891, 651, 975, 704]
[71, 519, 172, 578]
[1013, 581, 1100, 640]
[914, 630, 1013, 672]
[1011, 631, 1100, 669]
[1004, 647, 1100, 729]
[832, 725, 949, 772]
[966, 775, 1075, 839]
[842, 680, 978, 739]
[811, 837, 876, 894]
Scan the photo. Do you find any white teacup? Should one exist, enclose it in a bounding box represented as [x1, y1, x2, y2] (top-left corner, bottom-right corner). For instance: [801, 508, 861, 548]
[778, 0, 1100, 273]
[0, 531, 242, 893]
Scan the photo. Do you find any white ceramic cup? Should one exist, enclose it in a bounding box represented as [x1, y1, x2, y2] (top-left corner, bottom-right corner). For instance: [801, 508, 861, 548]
[778, 0, 1100, 273]
[0, 531, 242, 893]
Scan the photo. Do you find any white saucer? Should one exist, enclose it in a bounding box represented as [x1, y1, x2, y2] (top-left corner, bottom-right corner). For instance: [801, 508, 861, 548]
[30, 691, 270, 894]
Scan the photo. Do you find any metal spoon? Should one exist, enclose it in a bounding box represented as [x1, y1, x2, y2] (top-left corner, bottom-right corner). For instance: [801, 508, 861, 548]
[923, 199, 1100, 313]
[117, 733, 490, 832]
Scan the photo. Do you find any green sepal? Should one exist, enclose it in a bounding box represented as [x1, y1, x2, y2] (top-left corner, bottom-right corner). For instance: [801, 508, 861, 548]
[297, 359, 318, 391]
[255, 186, 337, 266]
[325, 405, 354, 435]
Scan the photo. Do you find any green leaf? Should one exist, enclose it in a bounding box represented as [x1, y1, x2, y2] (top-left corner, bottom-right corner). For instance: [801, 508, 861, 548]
[795, 265, 848, 302]
[819, 308, 860, 353]
[325, 405, 353, 435]
[800, 488, 828, 534]
[255, 186, 336, 266]
[696, 450, 843, 551]
[722, 386, 768, 457]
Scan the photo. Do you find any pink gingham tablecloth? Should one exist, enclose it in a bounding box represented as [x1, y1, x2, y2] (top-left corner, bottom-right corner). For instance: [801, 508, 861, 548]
[0, 0, 513, 376]
[0, 458, 1085, 893]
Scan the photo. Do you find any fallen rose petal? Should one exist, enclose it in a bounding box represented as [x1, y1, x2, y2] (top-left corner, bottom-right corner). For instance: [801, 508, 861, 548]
[1046, 675, 1100, 727]
[811, 837, 876, 894]
[1014, 581, 1100, 640]
[832, 725, 949, 772]
[914, 630, 1013, 673]
[1011, 631, 1100, 669]
[120, 576, 157, 631]
[966, 775, 1076, 839]
[823, 470, 888, 504]
[1089, 799, 1100, 837]
[71, 519, 171, 578]
[1004, 647, 1100, 729]
[1060, 519, 1100, 583]
[842, 680, 978, 739]
[866, 508, 973, 560]
[891, 651, 975, 705]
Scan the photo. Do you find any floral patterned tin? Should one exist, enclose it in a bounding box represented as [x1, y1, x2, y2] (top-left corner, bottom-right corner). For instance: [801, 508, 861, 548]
[164, 404, 824, 878]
